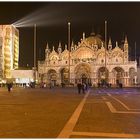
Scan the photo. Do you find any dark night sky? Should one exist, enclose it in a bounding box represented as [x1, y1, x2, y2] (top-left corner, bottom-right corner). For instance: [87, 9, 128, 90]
[0, 2, 140, 67]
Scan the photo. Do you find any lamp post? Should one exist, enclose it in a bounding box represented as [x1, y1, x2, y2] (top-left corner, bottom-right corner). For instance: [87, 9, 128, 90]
[68, 22, 71, 84]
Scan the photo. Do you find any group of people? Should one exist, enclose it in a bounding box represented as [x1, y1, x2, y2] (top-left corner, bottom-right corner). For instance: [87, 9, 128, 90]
[40, 82, 54, 89]
[77, 82, 89, 94]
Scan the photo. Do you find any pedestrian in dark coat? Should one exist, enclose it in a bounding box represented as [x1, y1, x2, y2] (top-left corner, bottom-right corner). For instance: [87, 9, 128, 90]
[82, 83, 86, 94]
[77, 82, 82, 94]
[7, 83, 12, 92]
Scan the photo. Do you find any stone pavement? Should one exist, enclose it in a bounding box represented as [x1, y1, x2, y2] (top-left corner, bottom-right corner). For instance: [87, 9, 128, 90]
[0, 87, 140, 138]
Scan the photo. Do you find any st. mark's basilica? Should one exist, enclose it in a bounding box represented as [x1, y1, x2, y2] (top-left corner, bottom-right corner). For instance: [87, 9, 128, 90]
[38, 32, 137, 87]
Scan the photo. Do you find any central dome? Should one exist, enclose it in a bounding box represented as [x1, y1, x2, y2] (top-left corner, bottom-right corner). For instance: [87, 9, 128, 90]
[85, 33, 104, 48]
[76, 47, 93, 59]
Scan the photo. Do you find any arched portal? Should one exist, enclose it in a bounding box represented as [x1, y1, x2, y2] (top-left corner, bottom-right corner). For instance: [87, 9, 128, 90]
[98, 67, 109, 85]
[40, 73, 46, 83]
[60, 68, 69, 84]
[47, 69, 57, 86]
[112, 67, 124, 85]
[75, 63, 91, 84]
[129, 67, 136, 85]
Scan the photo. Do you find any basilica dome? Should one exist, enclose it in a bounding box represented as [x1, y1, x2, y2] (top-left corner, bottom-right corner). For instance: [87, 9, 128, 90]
[85, 32, 104, 48]
[75, 47, 93, 59]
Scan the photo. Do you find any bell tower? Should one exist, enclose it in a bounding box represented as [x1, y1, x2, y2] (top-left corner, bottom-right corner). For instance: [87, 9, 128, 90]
[45, 43, 50, 60]
[123, 35, 128, 63]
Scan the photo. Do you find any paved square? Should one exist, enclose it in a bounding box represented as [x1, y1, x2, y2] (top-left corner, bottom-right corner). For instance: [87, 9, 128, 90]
[0, 87, 140, 138]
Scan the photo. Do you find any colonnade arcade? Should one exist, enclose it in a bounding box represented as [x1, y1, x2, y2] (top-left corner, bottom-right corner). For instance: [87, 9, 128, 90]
[40, 63, 136, 87]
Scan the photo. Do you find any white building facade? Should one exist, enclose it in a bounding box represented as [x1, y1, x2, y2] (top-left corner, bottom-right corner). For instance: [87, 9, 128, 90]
[38, 33, 137, 87]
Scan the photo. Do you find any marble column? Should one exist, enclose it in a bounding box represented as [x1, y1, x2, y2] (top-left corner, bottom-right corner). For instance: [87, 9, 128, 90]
[57, 73, 61, 85]
[108, 72, 112, 83]
[134, 76, 137, 84]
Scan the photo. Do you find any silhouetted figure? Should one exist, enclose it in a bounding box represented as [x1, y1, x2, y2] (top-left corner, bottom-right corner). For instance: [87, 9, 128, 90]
[7, 83, 12, 92]
[98, 82, 100, 88]
[77, 82, 82, 94]
[85, 83, 89, 91]
[61, 83, 65, 88]
[82, 83, 86, 94]
[49, 82, 53, 89]
[119, 83, 123, 88]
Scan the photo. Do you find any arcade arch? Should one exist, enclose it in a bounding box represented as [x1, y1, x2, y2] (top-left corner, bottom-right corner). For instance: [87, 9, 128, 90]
[97, 67, 109, 84]
[129, 67, 136, 85]
[47, 69, 57, 85]
[112, 67, 124, 85]
[74, 63, 91, 84]
[60, 68, 69, 84]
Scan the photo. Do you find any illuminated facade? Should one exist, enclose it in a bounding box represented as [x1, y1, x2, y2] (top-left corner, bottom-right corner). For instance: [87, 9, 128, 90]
[0, 25, 19, 79]
[38, 33, 137, 87]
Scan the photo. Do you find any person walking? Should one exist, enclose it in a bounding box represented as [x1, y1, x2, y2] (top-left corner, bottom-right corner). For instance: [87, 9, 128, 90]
[85, 83, 88, 91]
[77, 82, 82, 94]
[7, 83, 12, 92]
[82, 83, 86, 94]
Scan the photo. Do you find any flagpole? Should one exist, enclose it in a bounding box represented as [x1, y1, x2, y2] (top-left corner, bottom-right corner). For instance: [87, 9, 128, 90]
[134, 42, 137, 85]
[105, 21, 107, 80]
[135, 42, 136, 61]
[68, 22, 71, 84]
[34, 24, 37, 83]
